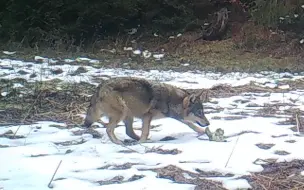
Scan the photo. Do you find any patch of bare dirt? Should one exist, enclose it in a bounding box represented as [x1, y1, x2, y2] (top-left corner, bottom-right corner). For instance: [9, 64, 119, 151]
[195, 168, 234, 178]
[69, 66, 88, 76]
[273, 150, 290, 156]
[285, 140, 296, 143]
[139, 165, 228, 190]
[30, 154, 49, 157]
[272, 134, 289, 138]
[242, 160, 304, 190]
[117, 145, 182, 155]
[255, 143, 275, 150]
[117, 150, 134, 154]
[145, 146, 182, 155]
[0, 130, 25, 139]
[159, 136, 177, 141]
[96, 174, 145, 185]
[53, 139, 87, 146]
[71, 128, 104, 139]
[97, 163, 140, 170]
[189, 82, 293, 100]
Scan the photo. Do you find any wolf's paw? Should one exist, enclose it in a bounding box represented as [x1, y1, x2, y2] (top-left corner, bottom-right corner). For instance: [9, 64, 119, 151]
[206, 127, 226, 142]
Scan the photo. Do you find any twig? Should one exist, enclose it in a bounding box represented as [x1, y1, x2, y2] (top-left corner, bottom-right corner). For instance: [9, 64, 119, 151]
[119, 141, 158, 154]
[256, 173, 273, 180]
[48, 160, 62, 188]
[296, 112, 302, 134]
[13, 91, 43, 138]
[251, 174, 268, 190]
[120, 144, 144, 154]
[24, 125, 34, 145]
[144, 145, 164, 153]
[225, 135, 240, 168]
[292, 179, 304, 186]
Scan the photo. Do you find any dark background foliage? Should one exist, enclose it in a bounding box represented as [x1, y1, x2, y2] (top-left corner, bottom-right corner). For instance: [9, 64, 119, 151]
[0, 0, 303, 49]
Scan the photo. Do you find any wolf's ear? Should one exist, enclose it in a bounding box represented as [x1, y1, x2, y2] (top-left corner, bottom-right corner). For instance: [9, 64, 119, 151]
[183, 94, 196, 108]
[198, 89, 208, 102]
[183, 96, 190, 108]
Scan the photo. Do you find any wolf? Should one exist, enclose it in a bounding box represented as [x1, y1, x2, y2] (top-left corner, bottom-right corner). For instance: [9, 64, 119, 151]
[83, 77, 211, 145]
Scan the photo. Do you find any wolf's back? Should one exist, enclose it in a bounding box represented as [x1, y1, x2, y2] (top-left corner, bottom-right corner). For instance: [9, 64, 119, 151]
[94, 77, 155, 103]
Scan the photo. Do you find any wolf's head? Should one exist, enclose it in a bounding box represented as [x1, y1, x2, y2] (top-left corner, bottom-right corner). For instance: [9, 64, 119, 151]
[83, 88, 103, 128]
[182, 90, 210, 127]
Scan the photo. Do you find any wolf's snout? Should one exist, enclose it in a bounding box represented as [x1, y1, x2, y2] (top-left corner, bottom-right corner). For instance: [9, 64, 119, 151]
[196, 120, 210, 127]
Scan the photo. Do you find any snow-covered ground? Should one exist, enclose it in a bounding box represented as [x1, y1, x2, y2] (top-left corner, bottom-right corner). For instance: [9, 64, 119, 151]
[1, 57, 304, 190]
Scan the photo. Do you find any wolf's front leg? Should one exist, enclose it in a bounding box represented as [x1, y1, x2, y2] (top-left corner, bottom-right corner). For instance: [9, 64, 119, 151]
[105, 117, 124, 145]
[182, 120, 206, 134]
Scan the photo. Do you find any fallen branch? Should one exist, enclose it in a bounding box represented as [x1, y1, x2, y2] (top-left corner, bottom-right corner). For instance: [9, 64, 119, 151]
[296, 112, 302, 134]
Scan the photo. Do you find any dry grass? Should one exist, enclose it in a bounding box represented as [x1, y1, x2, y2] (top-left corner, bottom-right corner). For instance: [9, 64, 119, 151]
[139, 165, 228, 190]
[0, 79, 95, 125]
[1, 27, 303, 73]
[1, 78, 304, 125]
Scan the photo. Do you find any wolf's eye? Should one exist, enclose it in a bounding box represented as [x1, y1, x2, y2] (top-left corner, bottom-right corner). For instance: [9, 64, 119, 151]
[196, 109, 202, 116]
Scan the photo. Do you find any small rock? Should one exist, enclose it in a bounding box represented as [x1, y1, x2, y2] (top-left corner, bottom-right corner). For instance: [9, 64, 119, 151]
[255, 143, 275, 150]
[284, 140, 296, 143]
[234, 99, 250, 104]
[0, 66, 13, 70]
[160, 136, 176, 141]
[65, 149, 73, 154]
[274, 150, 290, 155]
[246, 103, 261, 107]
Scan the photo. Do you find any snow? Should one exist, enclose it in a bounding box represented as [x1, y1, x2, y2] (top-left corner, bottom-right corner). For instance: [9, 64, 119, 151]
[1, 58, 304, 89]
[1, 56, 304, 190]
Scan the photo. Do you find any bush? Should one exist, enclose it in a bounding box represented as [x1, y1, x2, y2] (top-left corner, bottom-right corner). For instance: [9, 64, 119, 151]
[0, 0, 303, 50]
[247, 0, 304, 35]
[0, 0, 196, 48]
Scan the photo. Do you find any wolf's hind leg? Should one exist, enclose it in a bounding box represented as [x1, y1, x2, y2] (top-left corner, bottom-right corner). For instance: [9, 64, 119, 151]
[139, 113, 153, 143]
[124, 116, 140, 140]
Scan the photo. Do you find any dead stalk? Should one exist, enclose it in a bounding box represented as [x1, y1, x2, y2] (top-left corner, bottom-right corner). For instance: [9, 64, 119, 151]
[225, 135, 240, 168]
[120, 144, 143, 154]
[13, 91, 42, 138]
[295, 112, 302, 134]
[48, 160, 63, 188]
